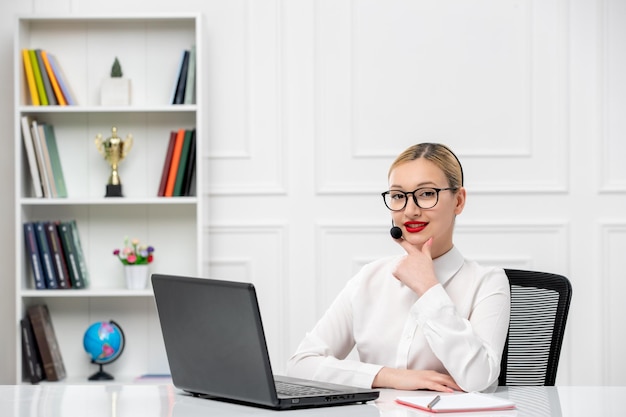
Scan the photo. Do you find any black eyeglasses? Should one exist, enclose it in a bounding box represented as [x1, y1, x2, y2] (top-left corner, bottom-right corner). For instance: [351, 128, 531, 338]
[381, 187, 457, 211]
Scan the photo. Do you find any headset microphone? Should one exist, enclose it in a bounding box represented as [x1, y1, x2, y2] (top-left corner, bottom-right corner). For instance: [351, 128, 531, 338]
[390, 222, 403, 239]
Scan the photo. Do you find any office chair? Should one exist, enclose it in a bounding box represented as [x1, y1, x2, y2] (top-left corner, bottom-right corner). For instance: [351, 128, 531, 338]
[499, 269, 572, 386]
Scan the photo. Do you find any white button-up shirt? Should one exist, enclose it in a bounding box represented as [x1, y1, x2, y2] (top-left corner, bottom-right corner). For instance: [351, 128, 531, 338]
[286, 246, 510, 392]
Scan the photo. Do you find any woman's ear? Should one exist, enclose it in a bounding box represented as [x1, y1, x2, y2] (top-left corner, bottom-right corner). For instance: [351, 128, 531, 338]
[454, 187, 466, 215]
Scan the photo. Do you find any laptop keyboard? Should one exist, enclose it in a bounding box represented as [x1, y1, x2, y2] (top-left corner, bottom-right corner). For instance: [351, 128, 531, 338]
[275, 381, 336, 397]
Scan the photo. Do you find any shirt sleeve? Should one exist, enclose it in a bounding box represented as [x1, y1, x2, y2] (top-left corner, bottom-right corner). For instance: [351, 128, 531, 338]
[286, 278, 383, 388]
[414, 268, 510, 392]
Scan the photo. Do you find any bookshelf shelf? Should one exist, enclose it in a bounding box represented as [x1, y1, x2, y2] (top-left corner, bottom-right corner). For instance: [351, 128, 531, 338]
[20, 197, 198, 206]
[14, 14, 203, 384]
[19, 105, 198, 114]
[20, 289, 154, 298]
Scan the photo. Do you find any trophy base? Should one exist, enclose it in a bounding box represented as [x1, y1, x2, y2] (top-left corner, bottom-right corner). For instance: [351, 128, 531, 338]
[105, 184, 123, 197]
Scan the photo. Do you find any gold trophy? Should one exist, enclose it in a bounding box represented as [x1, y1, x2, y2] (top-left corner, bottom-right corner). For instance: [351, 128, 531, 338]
[95, 127, 133, 197]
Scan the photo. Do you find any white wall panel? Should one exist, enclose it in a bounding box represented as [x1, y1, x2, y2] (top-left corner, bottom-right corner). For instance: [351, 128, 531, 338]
[206, 224, 288, 372]
[315, 0, 568, 194]
[600, 223, 626, 384]
[600, 0, 626, 192]
[204, 0, 287, 195]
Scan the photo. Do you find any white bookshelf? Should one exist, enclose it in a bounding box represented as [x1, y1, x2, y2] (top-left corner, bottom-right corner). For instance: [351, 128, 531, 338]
[13, 14, 203, 383]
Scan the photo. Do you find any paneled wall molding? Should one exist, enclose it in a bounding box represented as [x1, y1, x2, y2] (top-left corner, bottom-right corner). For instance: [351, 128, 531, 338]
[314, 0, 569, 196]
[599, 221, 626, 384]
[599, 0, 626, 192]
[205, 223, 289, 367]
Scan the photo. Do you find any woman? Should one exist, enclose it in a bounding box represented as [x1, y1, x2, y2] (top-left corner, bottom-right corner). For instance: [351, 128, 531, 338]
[286, 143, 510, 393]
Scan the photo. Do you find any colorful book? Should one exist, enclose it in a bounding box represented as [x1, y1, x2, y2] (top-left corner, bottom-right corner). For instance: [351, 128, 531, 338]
[157, 131, 177, 197]
[183, 45, 196, 105]
[41, 50, 67, 106]
[181, 129, 196, 196]
[20, 116, 44, 198]
[23, 222, 45, 290]
[173, 129, 193, 196]
[42, 124, 67, 198]
[57, 221, 86, 289]
[47, 53, 76, 105]
[27, 304, 66, 381]
[34, 221, 57, 289]
[164, 129, 185, 196]
[172, 50, 190, 105]
[45, 222, 71, 289]
[69, 220, 89, 288]
[35, 49, 58, 106]
[21, 318, 45, 384]
[22, 49, 40, 106]
[29, 49, 48, 106]
[33, 121, 57, 197]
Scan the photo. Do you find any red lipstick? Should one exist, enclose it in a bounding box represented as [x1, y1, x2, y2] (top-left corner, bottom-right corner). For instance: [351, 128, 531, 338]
[404, 221, 427, 233]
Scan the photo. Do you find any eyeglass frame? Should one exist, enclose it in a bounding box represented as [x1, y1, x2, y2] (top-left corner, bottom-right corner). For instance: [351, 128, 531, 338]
[380, 187, 458, 211]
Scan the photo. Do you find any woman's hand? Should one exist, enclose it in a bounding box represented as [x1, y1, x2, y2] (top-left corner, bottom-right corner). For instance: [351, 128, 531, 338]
[392, 237, 439, 296]
[372, 367, 462, 392]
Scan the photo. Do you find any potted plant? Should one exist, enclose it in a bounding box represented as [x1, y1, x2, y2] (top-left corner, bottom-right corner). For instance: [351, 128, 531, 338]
[113, 237, 154, 289]
[101, 57, 131, 106]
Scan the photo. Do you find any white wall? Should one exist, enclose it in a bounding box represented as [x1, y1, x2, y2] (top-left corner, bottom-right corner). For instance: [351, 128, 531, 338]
[1, 0, 625, 386]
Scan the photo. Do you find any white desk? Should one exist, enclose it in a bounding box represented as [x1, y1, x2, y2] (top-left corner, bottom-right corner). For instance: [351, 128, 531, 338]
[0, 384, 623, 416]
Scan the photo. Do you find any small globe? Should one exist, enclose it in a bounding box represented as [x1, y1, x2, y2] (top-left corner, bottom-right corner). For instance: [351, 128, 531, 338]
[83, 320, 125, 380]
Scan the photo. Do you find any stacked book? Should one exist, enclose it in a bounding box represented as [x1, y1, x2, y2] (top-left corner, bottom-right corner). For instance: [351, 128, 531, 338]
[22, 48, 76, 106]
[20, 116, 67, 199]
[157, 128, 196, 197]
[21, 304, 66, 383]
[23, 220, 89, 290]
[170, 45, 196, 105]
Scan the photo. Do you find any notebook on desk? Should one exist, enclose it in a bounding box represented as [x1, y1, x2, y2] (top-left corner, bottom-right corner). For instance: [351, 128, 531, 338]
[152, 274, 379, 410]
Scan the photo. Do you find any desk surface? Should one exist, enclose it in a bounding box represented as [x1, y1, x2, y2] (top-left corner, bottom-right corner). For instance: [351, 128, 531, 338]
[0, 384, 624, 416]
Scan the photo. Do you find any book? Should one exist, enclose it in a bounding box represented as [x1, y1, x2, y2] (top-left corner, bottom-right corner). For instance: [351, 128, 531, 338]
[30, 119, 53, 198]
[33, 121, 58, 197]
[20, 116, 43, 198]
[69, 220, 90, 288]
[47, 53, 76, 105]
[23, 222, 46, 290]
[183, 45, 196, 105]
[181, 129, 196, 196]
[170, 49, 188, 104]
[29, 49, 48, 106]
[41, 50, 67, 106]
[396, 393, 515, 413]
[45, 221, 71, 289]
[21, 318, 45, 384]
[42, 124, 67, 198]
[22, 49, 40, 106]
[34, 221, 58, 289]
[157, 131, 177, 197]
[27, 304, 66, 381]
[164, 129, 186, 197]
[35, 49, 58, 106]
[57, 221, 86, 289]
[172, 50, 190, 105]
[173, 129, 194, 196]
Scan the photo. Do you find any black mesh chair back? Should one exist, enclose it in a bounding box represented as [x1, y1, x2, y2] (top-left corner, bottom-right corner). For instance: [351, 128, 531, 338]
[499, 269, 572, 386]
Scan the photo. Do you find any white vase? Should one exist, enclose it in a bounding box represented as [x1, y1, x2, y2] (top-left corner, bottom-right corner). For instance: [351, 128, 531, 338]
[124, 265, 149, 290]
[101, 78, 131, 106]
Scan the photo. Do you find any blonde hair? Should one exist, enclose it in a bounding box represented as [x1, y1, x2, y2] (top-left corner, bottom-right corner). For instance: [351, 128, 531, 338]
[388, 143, 464, 189]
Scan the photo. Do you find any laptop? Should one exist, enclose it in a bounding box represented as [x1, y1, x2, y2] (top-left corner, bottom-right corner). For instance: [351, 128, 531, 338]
[151, 274, 380, 410]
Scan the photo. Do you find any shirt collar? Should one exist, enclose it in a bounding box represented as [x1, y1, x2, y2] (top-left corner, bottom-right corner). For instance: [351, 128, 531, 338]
[433, 246, 464, 285]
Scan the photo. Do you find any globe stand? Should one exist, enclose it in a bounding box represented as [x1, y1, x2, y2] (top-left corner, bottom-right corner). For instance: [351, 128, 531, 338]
[88, 362, 115, 381]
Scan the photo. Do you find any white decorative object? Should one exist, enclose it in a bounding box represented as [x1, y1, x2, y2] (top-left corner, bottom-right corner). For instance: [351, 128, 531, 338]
[124, 265, 149, 290]
[101, 78, 131, 106]
[101, 57, 131, 106]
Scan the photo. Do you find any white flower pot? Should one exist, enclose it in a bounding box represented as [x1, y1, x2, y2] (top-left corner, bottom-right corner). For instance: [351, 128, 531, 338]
[101, 78, 131, 106]
[124, 265, 149, 290]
